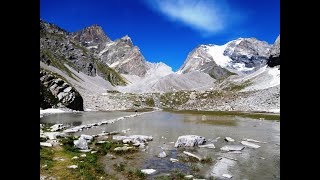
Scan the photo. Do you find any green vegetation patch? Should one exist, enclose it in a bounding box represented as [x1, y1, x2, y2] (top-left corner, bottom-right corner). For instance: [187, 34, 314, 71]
[166, 109, 280, 121]
[96, 61, 127, 86]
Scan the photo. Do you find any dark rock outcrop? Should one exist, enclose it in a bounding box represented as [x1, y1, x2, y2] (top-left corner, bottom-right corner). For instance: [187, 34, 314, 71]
[40, 70, 83, 111]
[267, 35, 280, 67]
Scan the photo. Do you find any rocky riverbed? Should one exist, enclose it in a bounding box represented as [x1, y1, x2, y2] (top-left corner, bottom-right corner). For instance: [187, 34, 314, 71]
[40, 110, 280, 179]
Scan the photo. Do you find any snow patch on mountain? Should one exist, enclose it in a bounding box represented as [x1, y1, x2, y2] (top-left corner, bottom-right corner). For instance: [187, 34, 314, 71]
[232, 66, 280, 92]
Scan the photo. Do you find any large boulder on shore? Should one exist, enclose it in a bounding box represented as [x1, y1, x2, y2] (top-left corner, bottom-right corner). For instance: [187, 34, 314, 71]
[174, 135, 206, 147]
[40, 70, 83, 111]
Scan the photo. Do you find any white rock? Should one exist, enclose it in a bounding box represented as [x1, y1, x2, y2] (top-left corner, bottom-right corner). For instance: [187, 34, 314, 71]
[80, 154, 86, 157]
[198, 143, 215, 149]
[74, 137, 88, 150]
[67, 165, 78, 169]
[222, 174, 233, 178]
[170, 158, 179, 163]
[175, 135, 206, 147]
[79, 149, 92, 152]
[80, 134, 93, 141]
[225, 137, 235, 142]
[40, 142, 52, 147]
[50, 124, 65, 132]
[72, 156, 79, 160]
[114, 146, 133, 152]
[141, 169, 156, 174]
[220, 145, 245, 151]
[96, 141, 107, 144]
[244, 138, 266, 143]
[158, 151, 167, 158]
[43, 132, 63, 140]
[185, 175, 194, 179]
[183, 151, 201, 161]
[241, 141, 261, 148]
[91, 151, 97, 154]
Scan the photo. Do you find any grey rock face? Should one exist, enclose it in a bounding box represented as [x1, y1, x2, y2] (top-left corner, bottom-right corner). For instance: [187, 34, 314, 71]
[267, 35, 280, 67]
[178, 45, 232, 80]
[71, 23, 149, 77]
[224, 38, 271, 69]
[40, 19, 127, 86]
[40, 70, 84, 111]
[98, 35, 148, 77]
[178, 38, 271, 78]
[72, 24, 111, 52]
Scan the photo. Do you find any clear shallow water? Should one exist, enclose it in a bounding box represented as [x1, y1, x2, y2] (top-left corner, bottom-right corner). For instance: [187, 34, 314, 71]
[40, 111, 280, 179]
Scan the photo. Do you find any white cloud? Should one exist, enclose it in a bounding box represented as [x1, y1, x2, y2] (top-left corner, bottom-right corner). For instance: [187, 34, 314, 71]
[144, 0, 233, 35]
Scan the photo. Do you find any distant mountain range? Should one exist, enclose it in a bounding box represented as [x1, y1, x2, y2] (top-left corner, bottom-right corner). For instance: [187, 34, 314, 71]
[40, 19, 280, 112]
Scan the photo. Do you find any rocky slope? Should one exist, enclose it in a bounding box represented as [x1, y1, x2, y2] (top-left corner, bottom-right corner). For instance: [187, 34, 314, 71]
[178, 38, 271, 79]
[40, 19, 279, 112]
[40, 19, 127, 86]
[267, 35, 280, 67]
[40, 69, 83, 110]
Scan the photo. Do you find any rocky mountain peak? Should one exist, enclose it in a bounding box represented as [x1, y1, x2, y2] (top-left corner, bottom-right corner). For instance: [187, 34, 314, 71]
[40, 19, 67, 36]
[72, 24, 111, 51]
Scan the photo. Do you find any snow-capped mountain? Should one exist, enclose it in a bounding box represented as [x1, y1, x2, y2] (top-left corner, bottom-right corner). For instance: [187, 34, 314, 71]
[178, 38, 271, 78]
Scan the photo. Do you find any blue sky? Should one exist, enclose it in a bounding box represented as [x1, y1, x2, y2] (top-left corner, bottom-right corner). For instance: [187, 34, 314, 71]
[40, 0, 280, 71]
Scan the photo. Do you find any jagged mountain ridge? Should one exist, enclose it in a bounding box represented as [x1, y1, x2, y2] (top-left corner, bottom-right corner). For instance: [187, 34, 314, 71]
[40, 19, 279, 112]
[40, 19, 127, 86]
[72, 24, 149, 77]
[178, 38, 271, 79]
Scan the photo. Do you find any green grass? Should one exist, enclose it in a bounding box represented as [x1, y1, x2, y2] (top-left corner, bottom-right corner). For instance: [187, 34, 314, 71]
[223, 80, 253, 91]
[40, 147, 54, 169]
[184, 118, 237, 126]
[41, 50, 79, 82]
[144, 98, 155, 107]
[96, 61, 127, 86]
[160, 91, 191, 106]
[40, 136, 108, 179]
[165, 109, 280, 121]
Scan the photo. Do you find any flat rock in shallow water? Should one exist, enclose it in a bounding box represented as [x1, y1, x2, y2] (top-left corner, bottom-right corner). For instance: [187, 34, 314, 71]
[175, 135, 206, 147]
[141, 169, 156, 174]
[198, 143, 215, 149]
[244, 138, 266, 143]
[170, 158, 179, 163]
[241, 141, 261, 148]
[50, 124, 65, 132]
[222, 174, 233, 178]
[225, 137, 235, 142]
[220, 145, 245, 152]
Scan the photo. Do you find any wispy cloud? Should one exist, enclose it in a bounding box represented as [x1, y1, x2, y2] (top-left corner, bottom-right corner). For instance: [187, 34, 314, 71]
[143, 0, 241, 36]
